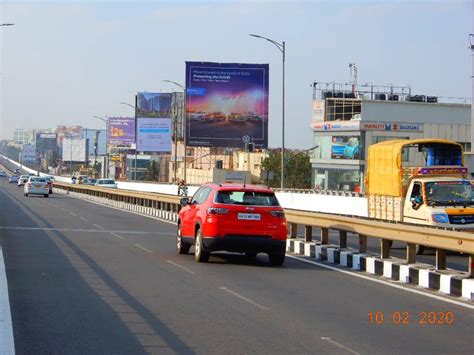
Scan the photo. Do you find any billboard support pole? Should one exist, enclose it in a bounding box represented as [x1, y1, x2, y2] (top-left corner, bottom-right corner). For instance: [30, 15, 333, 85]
[134, 95, 138, 181]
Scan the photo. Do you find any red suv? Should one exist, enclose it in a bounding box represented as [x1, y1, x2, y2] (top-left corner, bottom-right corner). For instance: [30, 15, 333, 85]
[177, 183, 287, 266]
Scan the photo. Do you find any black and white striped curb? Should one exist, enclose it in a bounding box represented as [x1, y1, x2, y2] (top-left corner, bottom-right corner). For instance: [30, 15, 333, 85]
[287, 239, 474, 301]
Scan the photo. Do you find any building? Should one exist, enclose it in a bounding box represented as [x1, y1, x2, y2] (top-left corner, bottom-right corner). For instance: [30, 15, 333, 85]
[310, 82, 471, 192]
[81, 128, 107, 158]
[13, 129, 35, 145]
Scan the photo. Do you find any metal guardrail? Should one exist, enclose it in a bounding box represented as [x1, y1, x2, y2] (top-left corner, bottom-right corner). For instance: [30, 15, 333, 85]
[274, 188, 363, 197]
[53, 181, 473, 277]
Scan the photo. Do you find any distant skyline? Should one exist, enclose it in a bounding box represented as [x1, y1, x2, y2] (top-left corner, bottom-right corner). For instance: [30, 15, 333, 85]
[0, 0, 472, 149]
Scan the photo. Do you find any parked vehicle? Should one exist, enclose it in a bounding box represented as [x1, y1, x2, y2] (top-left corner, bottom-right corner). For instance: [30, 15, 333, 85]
[0, 171, 7, 177]
[95, 179, 117, 189]
[18, 175, 29, 187]
[24, 177, 49, 197]
[177, 183, 287, 266]
[77, 175, 89, 184]
[9, 175, 19, 184]
[366, 139, 473, 253]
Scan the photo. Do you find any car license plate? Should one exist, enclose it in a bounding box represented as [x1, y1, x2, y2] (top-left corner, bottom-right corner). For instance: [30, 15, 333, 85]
[237, 213, 261, 221]
[34, 184, 41, 188]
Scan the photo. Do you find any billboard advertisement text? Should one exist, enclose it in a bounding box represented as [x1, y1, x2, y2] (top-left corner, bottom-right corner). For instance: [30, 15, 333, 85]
[185, 61, 269, 148]
[137, 118, 171, 152]
[107, 117, 135, 146]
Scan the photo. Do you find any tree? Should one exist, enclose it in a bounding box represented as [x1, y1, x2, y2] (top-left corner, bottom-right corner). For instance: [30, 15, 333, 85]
[143, 160, 160, 181]
[261, 150, 312, 189]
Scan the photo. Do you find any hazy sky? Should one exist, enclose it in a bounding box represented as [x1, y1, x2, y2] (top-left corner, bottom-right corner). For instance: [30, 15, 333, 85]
[0, 0, 471, 148]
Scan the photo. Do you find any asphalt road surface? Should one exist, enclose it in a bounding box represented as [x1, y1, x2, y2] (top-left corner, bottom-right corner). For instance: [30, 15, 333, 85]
[0, 176, 473, 354]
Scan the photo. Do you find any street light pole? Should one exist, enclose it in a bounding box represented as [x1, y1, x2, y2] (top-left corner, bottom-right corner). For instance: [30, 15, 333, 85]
[250, 33, 286, 189]
[93, 116, 108, 178]
[163, 80, 187, 183]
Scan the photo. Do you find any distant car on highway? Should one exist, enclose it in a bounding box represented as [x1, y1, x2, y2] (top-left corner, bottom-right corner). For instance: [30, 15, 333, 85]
[14, 168, 20, 174]
[95, 179, 117, 189]
[77, 175, 89, 184]
[9, 175, 19, 184]
[24, 177, 49, 198]
[82, 178, 97, 186]
[177, 183, 287, 265]
[45, 176, 55, 194]
[0, 171, 7, 177]
[18, 175, 29, 187]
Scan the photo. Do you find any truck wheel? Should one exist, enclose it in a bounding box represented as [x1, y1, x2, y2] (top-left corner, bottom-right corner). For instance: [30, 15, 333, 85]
[268, 253, 285, 266]
[194, 228, 209, 262]
[176, 224, 190, 254]
[416, 245, 425, 255]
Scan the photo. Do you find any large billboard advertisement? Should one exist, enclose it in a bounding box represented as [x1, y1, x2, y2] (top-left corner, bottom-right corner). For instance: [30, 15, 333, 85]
[185, 61, 269, 148]
[107, 117, 135, 146]
[136, 118, 172, 152]
[62, 138, 89, 162]
[330, 136, 361, 160]
[35, 132, 57, 155]
[137, 93, 172, 118]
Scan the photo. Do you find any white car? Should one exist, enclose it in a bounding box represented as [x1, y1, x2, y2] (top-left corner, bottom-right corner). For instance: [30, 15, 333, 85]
[18, 175, 29, 187]
[24, 177, 50, 197]
[95, 179, 118, 189]
[9, 175, 19, 183]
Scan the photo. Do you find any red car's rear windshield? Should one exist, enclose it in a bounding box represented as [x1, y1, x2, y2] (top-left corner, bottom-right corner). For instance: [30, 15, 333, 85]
[215, 190, 279, 206]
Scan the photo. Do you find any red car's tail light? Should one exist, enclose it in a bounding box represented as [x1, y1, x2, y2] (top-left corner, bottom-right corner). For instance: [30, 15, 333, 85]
[270, 210, 285, 218]
[207, 207, 229, 215]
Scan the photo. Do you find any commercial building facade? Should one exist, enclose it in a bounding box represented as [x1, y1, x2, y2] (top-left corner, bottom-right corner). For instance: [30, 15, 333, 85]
[311, 97, 470, 192]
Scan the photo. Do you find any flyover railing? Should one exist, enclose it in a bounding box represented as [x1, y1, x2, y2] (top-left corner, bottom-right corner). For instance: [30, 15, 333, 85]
[52, 181, 474, 277]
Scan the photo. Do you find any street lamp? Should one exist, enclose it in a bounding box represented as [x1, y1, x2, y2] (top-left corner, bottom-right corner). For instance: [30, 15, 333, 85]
[163, 79, 187, 183]
[0, 24, 14, 27]
[250, 33, 286, 189]
[120, 102, 135, 110]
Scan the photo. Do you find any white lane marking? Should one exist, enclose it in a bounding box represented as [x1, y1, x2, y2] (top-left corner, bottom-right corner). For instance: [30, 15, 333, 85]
[167, 260, 195, 274]
[61, 208, 68, 213]
[80, 217, 88, 223]
[220, 287, 269, 311]
[0, 226, 171, 235]
[135, 244, 152, 253]
[49, 203, 57, 208]
[0, 246, 15, 354]
[93, 224, 105, 230]
[69, 212, 77, 217]
[286, 255, 474, 310]
[321, 337, 360, 355]
[110, 232, 125, 240]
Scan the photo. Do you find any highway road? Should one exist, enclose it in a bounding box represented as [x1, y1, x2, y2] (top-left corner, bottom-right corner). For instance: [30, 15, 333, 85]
[0, 176, 473, 354]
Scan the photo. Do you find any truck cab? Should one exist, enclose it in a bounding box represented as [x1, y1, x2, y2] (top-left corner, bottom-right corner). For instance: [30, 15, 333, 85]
[403, 173, 473, 229]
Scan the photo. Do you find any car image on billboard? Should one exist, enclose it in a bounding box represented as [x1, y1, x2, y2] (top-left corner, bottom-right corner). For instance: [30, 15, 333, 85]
[185, 62, 269, 148]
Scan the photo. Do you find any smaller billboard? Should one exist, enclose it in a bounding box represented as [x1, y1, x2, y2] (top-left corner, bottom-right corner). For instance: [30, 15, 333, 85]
[311, 100, 325, 123]
[330, 136, 361, 160]
[107, 117, 135, 146]
[137, 118, 171, 152]
[62, 138, 88, 162]
[36, 132, 57, 155]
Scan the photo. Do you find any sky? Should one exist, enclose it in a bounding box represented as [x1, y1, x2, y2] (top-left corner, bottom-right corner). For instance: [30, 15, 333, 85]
[0, 0, 472, 149]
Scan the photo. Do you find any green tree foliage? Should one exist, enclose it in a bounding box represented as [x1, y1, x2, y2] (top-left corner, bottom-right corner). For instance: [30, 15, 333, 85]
[143, 160, 160, 181]
[261, 150, 312, 189]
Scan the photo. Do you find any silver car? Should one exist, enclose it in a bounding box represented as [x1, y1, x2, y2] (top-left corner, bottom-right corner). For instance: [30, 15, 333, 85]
[18, 175, 29, 187]
[24, 177, 49, 197]
[95, 179, 118, 189]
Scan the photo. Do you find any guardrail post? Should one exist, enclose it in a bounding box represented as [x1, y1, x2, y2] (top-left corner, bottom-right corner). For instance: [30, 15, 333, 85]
[380, 239, 390, 259]
[339, 231, 347, 248]
[436, 249, 447, 270]
[304, 226, 312, 242]
[469, 255, 474, 278]
[358, 234, 367, 253]
[321, 228, 329, 245]
[289, 223, 297, 239]
[406, 243, 416, 263]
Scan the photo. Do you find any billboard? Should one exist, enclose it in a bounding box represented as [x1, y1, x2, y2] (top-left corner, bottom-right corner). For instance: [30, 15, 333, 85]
[185, 61, 269, 148]
[35, 132, 57, 155]
[137, 118, 172, 152]
[62, 138, 89, 162]
[137, 93, 172, 118]
[312, 100, 325, 123]
[330, 136, 361, 160]
[107, 117, 135, 146]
